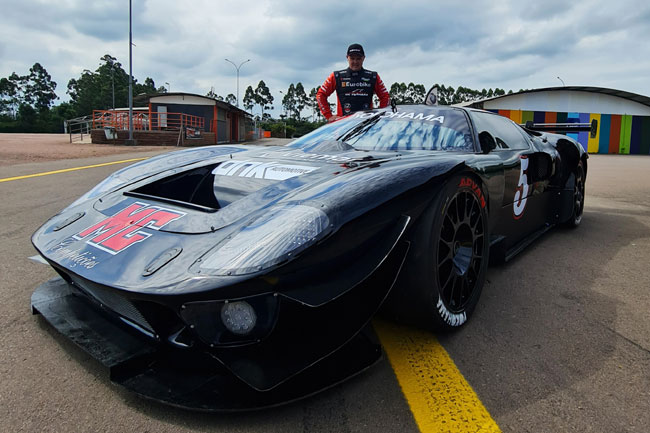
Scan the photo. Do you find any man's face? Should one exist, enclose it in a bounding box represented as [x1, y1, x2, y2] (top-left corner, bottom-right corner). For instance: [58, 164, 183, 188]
[347, 54, 365, 71]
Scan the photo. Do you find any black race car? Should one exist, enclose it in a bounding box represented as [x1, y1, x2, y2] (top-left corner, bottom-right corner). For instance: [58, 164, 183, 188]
[31, 96, 592, 411]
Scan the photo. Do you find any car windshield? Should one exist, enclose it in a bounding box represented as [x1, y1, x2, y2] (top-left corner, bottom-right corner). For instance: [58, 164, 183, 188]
[288, 106, 474, 152]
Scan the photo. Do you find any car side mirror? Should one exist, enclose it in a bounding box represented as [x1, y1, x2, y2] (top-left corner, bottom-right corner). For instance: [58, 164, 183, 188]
[479, 131, 497, 154]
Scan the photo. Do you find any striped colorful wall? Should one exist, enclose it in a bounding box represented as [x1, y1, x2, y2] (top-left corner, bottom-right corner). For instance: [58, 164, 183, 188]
[491, 109, 650, 154]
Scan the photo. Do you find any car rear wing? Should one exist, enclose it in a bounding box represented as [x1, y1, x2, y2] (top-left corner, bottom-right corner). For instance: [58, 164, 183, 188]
[521, 119, 598, 139]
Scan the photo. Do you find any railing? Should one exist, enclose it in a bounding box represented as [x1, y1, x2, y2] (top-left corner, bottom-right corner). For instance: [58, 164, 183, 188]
[92, 110, 205, 132]
[65, 115, 93, 143]
[92, 110, 149, 131]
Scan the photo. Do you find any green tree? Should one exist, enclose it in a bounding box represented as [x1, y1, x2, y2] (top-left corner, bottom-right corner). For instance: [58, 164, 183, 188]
[294, 82, 308, 120]
[254, 80, 274, 118]
[282, 84, 296, 119]
[67, 54, 148, 117]
[308, 87, 320, 121]
[390, 82, 426, 104]
[135, 77, 157, 96]
[225, 93, 237, 105]
[405, 83, 426, 104]
[243, 85, 256, 112]
[0, 73, 21, 117]
[23, 63, 58, 111]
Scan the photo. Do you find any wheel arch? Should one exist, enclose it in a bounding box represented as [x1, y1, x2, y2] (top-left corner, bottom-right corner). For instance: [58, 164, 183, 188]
[555, 138, 585, 185]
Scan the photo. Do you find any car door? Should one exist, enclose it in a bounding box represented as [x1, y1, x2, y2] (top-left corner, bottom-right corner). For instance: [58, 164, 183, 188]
[470, 111, 547, 251]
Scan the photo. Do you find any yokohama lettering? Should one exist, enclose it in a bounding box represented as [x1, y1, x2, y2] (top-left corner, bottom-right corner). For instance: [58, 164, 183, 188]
[73, 202, 185, 254]
[513, 156, 529, 219]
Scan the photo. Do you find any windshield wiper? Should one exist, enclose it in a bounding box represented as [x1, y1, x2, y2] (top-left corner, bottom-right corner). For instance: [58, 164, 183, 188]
[337, 111, 385, 143]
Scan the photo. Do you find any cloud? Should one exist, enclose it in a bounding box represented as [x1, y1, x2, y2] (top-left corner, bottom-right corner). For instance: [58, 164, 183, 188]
[0, 0, 648, 116]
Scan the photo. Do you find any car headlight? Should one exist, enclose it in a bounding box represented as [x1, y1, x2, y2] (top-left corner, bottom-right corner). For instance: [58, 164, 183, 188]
[199, 204, 331, 275]
[180, 295, 279, 346]
[221, 301, 257, 335]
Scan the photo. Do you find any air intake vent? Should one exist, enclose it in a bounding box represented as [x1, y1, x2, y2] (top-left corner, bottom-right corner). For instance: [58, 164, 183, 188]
[69, 275, 154, 335]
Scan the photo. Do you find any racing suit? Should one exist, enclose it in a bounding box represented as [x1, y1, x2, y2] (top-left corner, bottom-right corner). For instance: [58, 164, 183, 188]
[316, 68, 390, 121]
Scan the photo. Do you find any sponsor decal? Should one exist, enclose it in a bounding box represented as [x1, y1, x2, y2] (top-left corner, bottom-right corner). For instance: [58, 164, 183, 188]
[351, 111, 445, 124]
[513, 156, 529, 219]
[49, 238, 100, 269]
[341, 81, 372, 88]
[213, 161, 318, 180]
[73, 202, 185, 254]
[258, 151, 354, 163]
[459, 177, 486, 208]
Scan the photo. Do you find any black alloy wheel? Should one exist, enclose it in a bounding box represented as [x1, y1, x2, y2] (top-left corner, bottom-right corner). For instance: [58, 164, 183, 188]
[437, 190, 486, 313]
[386, 174, 489, 331]
[565, 160, 585, 228]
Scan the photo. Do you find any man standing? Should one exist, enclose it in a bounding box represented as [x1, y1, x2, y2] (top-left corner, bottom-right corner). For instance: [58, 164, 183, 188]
[316, 43, 390, 122]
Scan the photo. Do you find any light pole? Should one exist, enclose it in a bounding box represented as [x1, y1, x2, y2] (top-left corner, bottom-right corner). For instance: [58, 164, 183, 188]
[224, 58, 250, 107]
[111, 64, 115, 110]
[165, 82, 170, 92]
[557, 76, 565, 86]
[279, 90, 287, 138]
[127, 0, 135, 144]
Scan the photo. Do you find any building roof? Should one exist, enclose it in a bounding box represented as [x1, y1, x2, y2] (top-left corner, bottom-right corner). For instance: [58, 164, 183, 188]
[464, 86, 650, 109]
[139, 92, 252, 117]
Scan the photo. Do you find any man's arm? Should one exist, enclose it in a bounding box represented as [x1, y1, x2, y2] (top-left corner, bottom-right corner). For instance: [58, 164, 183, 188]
[316, 72, 336, 121]
[375, 73, 390, 108]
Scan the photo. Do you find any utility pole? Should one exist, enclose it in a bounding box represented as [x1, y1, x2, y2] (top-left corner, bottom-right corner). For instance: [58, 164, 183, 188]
[127, 0, 137, 145]
[224, 58, 250, 107]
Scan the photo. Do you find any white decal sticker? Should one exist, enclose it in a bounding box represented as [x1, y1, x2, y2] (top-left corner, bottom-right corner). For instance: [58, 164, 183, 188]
[513, 156, 529, 219]
[351, 111, 444, 123]
[213, 161, 318, 180]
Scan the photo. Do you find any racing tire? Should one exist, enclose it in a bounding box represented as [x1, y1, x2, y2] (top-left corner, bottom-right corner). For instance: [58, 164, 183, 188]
[563, 161, 585, 228]
[391, 174, 489, 332]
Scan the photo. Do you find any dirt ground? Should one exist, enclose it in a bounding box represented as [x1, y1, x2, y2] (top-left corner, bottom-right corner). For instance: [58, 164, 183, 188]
[0, 133, 178, 166]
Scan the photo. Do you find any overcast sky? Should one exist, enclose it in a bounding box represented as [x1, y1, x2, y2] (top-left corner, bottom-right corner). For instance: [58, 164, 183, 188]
[1, 0, 648, 117]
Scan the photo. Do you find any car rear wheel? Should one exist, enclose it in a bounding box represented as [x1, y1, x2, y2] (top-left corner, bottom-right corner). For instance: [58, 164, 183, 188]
[564, 161, 585, 228]
[390, 174, 489, 331]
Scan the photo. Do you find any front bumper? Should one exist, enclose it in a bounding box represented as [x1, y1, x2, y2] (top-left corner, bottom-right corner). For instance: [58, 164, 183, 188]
[32, 277, 383, 411]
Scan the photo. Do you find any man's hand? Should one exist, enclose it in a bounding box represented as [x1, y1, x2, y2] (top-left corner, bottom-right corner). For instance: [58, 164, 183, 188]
[328, 115, 340, 123]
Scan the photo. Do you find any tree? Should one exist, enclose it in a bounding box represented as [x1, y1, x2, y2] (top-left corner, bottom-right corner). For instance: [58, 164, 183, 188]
[242, 85, 256, 112]
[135, 77, 157, 96]
[225, 93, 237, 105]
[294, 82, 308, 120]
[254, 80, 274, 118]
[389, 82, 407, 104]
[0, 73, 20, 117]
[390, 82, 425, 104]
[23, 63, 58, 111]
[282, 84, 296, 119]
[68, 55, 126, 116]
[308, 87, 320, 121]
[404, 83, 426, 104]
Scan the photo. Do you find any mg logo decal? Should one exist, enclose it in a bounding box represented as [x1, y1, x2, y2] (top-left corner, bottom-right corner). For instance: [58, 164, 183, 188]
[73, 202, 185, 254]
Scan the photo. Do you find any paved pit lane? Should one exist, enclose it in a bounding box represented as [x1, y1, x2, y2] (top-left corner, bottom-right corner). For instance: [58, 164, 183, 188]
[1, 149, 649, 432]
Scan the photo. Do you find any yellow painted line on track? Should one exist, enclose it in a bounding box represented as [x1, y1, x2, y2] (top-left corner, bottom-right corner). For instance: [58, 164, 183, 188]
[0, 158, 147, 183]
[373, 319, 501, 433]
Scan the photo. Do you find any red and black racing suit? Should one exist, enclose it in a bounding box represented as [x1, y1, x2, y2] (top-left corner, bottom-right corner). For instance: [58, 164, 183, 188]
[316, 68, 390, 121]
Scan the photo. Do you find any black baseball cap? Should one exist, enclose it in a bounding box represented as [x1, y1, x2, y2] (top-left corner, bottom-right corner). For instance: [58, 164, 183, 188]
[347, 43, 365, 57]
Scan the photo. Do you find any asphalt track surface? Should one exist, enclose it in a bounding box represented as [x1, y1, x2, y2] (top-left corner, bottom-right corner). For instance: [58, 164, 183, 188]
[1, 146, 648, 432]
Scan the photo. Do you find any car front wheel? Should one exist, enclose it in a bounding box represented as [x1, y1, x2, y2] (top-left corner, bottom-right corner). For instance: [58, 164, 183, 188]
[390, 174, 489, 331]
